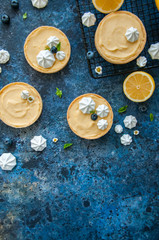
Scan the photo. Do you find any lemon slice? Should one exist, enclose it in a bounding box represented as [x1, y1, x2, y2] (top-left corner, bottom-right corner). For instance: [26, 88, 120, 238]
[155, 0, 159, 10]
[123, 71, 155, 102]
[92, 0, 124, 14]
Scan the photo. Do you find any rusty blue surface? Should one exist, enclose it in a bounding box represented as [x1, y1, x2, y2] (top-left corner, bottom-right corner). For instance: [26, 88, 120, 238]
[0, 0, 159, 240]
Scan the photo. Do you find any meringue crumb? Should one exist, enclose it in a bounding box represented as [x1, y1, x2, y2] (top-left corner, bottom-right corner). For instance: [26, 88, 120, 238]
[0, 67, 2, 73]
[53, 138, 58, 143]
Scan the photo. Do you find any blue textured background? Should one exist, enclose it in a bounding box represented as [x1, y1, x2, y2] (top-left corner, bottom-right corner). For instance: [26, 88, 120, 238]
[0, 1, 159, 240]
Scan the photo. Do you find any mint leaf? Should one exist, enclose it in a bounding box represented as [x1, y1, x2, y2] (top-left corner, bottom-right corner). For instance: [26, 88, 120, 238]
[45, 46, 50, 51]
[56, 88, 62, 98]
[150, 113, 154, 122]
[56, 42, 61, 51]
[118, 105, 128, 113]
[90, 110, 96, 114]
[64, 143, 73, 149]
[23, 12, 27, 20]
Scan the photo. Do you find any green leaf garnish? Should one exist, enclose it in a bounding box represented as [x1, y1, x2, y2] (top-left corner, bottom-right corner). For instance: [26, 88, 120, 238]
[56, 42, 61, 51]
[150, 113, 154, 122]
[56, 88, 62, 98]
[90, 110, 96, 114]
[23, 12, 27, 20]
[64, 143, 73, 149]
[45, 46, 50, 51]
[118, 105, 128, 113]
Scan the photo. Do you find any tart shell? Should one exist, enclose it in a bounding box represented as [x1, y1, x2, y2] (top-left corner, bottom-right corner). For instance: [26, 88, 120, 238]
[67, 93, 113, 140]
[24, 26, 71, 73]
[95, 11, 147, 64]
[0, 82, 43, 128]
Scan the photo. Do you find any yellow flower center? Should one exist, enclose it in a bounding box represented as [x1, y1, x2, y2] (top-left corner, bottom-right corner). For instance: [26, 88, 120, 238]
[53, 138, 58, 142]
[134, 130, 139, 135]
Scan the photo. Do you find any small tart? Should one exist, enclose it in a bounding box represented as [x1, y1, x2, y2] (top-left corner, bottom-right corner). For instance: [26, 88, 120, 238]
[0, 82, 42, 128]
[95, 11, 147, 64]
[67, 93, 113, 139]
[24, 26, 71, 73]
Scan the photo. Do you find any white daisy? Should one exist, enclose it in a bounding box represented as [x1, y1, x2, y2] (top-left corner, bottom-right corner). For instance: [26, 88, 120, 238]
[53, 138, 58, 143]
[27, 96, 34, 103]
[95, 66, 102, 75]
[134, 130, 139, 135]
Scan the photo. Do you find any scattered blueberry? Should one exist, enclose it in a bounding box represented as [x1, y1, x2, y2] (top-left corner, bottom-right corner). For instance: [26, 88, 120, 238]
[11, 0, 19, 9]
[91, 113, 98, 121]
[1, 14, 10, 24]
[87, 51, 94, 60]
[3, 137, 13, 146]
[51, 46, 57, 54]
[83, 200, 90, 207]
[138, 105, 147, 112]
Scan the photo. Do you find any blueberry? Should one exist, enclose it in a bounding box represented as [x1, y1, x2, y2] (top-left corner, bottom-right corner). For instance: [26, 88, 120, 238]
[87, 51, 94, 60]
[4, 137, 13, 146]
[138, 105, 147, 112]
[11, 0, 19, 9]
[91, 113, 98, 121]
[1, 14, 10, 24]
[51, 46, 57, 54]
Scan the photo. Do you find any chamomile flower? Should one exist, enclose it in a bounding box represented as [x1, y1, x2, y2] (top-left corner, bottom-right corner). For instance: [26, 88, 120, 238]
[134, 130, 139, 135]
[27, 96, 34, 103]
[95, 66, 102, 75]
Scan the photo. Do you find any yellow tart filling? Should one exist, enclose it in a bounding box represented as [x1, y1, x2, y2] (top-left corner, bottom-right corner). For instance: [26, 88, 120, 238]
[0, 83, 42, 128]
[67, 94, 113, 139]
[95, 11, 146, 64]
[24, 26, 71, 73]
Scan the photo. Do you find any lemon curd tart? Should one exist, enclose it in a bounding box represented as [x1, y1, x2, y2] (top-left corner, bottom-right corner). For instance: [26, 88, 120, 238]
[0, 82, 42, 128]
[24, 26, 71, 73]
[95, 11, 147, 64]
[67, 93, 113, 139]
